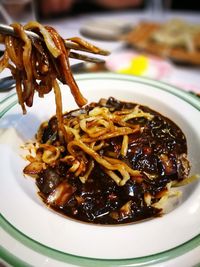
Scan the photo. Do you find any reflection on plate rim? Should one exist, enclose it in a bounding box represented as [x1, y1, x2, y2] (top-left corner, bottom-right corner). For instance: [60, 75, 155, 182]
[0, 73, 200, 267]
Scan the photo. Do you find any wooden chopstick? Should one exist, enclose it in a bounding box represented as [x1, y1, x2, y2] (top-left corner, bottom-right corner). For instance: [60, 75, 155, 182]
[0, 23, 109, 63]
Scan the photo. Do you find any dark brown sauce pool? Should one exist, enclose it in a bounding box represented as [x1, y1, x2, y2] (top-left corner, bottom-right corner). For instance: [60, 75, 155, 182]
[34, 97, 190, 224]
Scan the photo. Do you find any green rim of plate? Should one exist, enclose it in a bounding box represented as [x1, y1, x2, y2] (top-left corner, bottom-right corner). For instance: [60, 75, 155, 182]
[0, 73, 200, 267]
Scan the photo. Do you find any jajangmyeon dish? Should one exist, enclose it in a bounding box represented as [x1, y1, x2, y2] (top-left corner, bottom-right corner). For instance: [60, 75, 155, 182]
[0, 22, 191, 224]
[23, 97, 190, 224]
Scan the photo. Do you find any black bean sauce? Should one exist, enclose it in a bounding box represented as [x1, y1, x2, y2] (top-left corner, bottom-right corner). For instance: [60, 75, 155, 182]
[36, 97, 190, 224]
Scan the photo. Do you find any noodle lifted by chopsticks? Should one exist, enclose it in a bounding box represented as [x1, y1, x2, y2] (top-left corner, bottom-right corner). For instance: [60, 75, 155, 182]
[0, 22, 91, 132]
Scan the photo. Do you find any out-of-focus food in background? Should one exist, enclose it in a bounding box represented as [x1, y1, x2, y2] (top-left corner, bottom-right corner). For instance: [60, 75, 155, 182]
[121, 19, 200, 65]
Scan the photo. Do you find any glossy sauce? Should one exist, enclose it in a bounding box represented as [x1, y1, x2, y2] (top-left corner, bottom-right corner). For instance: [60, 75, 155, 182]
[35, 98, 190, 224]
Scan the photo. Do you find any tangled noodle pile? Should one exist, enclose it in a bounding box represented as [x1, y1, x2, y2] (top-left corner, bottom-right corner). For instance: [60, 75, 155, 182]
[24, 102, 154, 186]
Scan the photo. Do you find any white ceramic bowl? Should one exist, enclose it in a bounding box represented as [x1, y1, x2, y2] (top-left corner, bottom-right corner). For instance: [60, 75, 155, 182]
[0, 73, 200, 267]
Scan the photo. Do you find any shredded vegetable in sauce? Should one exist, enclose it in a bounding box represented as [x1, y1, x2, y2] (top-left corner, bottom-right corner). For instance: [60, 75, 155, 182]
[0, 22, 193, 224]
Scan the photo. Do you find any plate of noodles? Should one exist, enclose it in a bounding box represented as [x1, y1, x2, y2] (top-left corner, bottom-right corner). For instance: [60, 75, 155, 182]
[0, 73, 200, 267]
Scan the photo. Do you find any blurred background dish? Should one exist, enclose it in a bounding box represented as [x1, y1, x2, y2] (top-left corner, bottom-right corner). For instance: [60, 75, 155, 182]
[121, 19, 200, 65]
[80, 17, 200, 65]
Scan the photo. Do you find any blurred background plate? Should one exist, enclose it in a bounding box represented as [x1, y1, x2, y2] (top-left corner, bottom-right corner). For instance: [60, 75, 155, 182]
[80, 18, 133, 41]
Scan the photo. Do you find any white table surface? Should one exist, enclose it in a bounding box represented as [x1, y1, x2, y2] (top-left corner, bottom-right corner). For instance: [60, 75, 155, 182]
[0, 10, 200, 267]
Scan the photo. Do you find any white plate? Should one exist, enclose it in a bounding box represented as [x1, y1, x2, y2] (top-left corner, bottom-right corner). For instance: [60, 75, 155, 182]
[0, 73, 200, 266]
